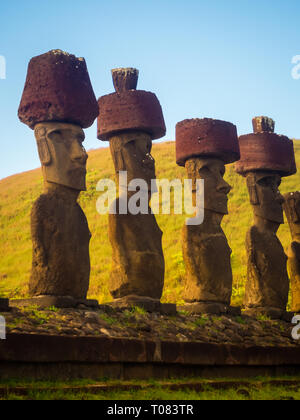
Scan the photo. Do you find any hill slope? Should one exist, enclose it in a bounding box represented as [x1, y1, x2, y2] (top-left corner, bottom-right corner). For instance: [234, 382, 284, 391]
[1, 140, 300, 306]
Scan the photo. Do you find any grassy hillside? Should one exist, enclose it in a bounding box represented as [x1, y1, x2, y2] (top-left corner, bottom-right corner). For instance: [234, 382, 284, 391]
[1, 140, 300, 307]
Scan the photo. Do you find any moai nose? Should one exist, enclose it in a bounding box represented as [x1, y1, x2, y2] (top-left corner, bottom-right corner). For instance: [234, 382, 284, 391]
[217, 179, 232, 195]
[71, 140, 88, 163]
[252, 116, 275, 134]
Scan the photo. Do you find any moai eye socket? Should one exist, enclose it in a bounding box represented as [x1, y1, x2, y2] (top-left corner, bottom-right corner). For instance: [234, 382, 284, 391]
[198, 166, 211, 178]
[257, 176, 273, 188]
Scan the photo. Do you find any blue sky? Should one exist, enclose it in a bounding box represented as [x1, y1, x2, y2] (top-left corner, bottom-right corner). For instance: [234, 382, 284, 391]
[0, 0, 300, 179]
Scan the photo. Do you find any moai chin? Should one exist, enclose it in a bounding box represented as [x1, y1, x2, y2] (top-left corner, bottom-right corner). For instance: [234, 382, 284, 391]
[176, 118, 241, 315]
[97, 69, 173, 313]
[17, 50, 99, 308]
[236, 117, 297, 319]
[283, 192, 300, 313]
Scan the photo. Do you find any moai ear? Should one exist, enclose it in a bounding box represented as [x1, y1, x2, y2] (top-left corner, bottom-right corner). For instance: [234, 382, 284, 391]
[110, 139, 127, 173]
[34, 126, 52, 166]
[114, 150, 126, 172]
[247, 174, 259, 205]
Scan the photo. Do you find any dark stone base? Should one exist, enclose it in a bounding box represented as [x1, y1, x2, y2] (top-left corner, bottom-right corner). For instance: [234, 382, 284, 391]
[108, 295, 177, 315]
[0, 299, 10, 312]
[10, 296, 99, 310]
[1, 333, 300, 381]
[178, 302, 241, 316]
[243, 307, 295, 321]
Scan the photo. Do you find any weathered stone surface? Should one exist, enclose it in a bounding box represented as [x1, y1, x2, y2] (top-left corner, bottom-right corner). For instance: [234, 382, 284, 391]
[179, 302, 228, 315]
[236, 119, 294, 318]
[176, 118, 240, 167]
[18, 50, 99, 129]
[179, 157, 235, 310]
[243, 203, 289, 313]
[284, 192, 300, 312]
[236, 133, 296, 176]
[34, 122, 88, 191]
[97, 69, 166, 141]
[3, 306, 300, 351]
[246, 172, 285, 224]
[107, 128, 165, 300]
[111, 68, 139, 93]
[109, 208, 164, 300]
[11, 296, 98, 310]
[30, 184, 91, 299]
[178, 303, 241, 316]
[182, 219, 233, 305]
[97, 90, 166, 141]
[252, 116, 275, 134]
[107, 295, 176, 315]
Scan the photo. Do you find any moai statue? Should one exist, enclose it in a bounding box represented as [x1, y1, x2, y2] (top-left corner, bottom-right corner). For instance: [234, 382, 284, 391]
[236, 117, 297, 319]
[97, 68, 174, 313]
[176, 118, 241, 314]
[17, 50, 99, 308]
[283, 192, 300, 313]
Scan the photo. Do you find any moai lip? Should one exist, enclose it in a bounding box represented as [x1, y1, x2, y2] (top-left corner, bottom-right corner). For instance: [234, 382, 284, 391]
[97, 68, 166, 141]
[176, 118, 240, 167]
[111, 68, 139, 93]
[236, 117, 296, 177]
[18, 49, 99, 129]
[252, 116, 275, 133]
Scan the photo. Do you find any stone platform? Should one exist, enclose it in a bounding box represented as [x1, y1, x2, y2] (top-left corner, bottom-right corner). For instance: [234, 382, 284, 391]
[0, 333, 300, 380]
[11, 296, 99, 310]
[178, 302, 241, 316]
[107, 295, 177, 315]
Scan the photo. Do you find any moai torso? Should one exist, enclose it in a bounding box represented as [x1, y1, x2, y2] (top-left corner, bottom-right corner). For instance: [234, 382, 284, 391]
[287, 242, 300, 312]
[244, 225, 289, 310]
[284, 192, 300, 312]
[182, 222, 232, 304]
[109, 203, 164, 299]
[30, 186, 91, 299]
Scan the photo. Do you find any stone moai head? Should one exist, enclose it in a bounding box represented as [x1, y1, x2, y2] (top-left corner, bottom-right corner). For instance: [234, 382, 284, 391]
[18, 49, 99, 190]
[176, 118, 240, 215]
[236, 117, 296, 227]
[245, 172, 284, 224]
[34, 122, 88, 191]
[185, 158, 231, 214]
[97, 68, 166, 194]
[109, 131, 155, 192]
[283, 192, 300, 238]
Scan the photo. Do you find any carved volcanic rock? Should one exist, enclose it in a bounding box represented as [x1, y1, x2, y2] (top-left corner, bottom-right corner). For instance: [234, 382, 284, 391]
[97, 90, 166, 141]
[30, 188, 91, 299]
[176, 118, 240, 166]
[236, 133, 296, 176]
[18, 50, 99, 129]
[252, 116, 275, 134]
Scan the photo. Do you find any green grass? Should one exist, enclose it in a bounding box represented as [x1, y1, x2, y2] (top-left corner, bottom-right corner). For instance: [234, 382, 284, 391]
[1, 140, 300, 306]
[1, 377, 300, 400]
